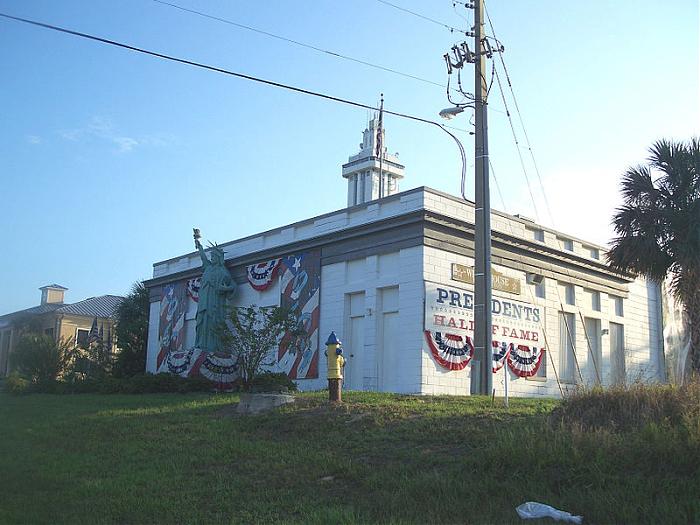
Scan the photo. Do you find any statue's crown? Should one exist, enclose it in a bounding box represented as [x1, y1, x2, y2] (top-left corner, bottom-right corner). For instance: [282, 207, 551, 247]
[208, 241, 224, 256]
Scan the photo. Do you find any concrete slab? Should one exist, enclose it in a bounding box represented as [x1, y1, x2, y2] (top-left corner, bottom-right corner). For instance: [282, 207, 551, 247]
[237, 393, 296, 414]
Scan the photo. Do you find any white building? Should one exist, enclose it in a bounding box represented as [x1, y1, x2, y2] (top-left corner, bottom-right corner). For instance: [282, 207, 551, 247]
[144, 120, 665, 397]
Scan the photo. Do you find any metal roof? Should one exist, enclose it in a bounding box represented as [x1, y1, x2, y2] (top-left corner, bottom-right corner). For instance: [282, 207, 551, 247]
[57, 295, 123, 319]
[0, 302, 65, 321]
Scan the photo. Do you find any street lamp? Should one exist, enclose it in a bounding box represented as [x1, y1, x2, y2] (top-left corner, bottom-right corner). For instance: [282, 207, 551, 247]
[439, 106, 466, 120]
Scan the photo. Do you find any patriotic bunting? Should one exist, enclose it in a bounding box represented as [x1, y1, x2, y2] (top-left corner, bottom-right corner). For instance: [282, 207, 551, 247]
[492, 340, 512, 373]
[246, 259, 281, 291]
[424, 330, 474, 370]
[186, 277, 201, 302]
[507, 344, 544, 377]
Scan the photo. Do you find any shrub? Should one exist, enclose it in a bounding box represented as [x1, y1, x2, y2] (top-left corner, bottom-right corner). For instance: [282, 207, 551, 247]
[11, 334, 76, 383]
[3, 374, 30, 395]
[221, 305, 304, 392]
[549, 382, 700, 432]
[250, 372, 298, 393]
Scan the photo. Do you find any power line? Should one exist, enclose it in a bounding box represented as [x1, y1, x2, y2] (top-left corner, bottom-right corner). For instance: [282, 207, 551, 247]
[487, 158, 565, 396]
[485, 5, 592, 386]
[152, 0, 450, 91]
[0, 11, 471, 179]
[484, 2, 552, 224]
[376, 0, 470, 35]
[0, 12, 437, 127]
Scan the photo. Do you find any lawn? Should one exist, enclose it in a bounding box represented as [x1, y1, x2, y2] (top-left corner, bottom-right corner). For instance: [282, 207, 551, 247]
[0, 391, 698, 524]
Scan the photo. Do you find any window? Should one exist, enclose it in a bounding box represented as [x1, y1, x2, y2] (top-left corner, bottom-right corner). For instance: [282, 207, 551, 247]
[559, 282, 575, 306]
[559, 312, 576, 382]
[44, 327, 54, 339]
[557, 236, 574, 251]
[609, 322, 625, 384]
[527, 226, 545, 242]
[352, 175, 358, 205]
[76, 328, 90, 347]
[583, 288, 601, 311]
[359, 172, 366, 203]
[585, 245, 600, 259]
[584, 317, 602, 383]
[611, 295, 624, 317]
[535, 278, 546, 299]
[537, 349, 547, 378]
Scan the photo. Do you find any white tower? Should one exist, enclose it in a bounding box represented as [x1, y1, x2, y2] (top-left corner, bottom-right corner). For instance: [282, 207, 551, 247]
[342, 117, 405, 207]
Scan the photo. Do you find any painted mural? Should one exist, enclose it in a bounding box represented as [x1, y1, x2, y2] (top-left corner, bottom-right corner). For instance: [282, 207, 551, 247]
[157, 279, 238, 387]
[157, 282, 187, 371]
[277, 251, 321, 379]
[424, 281, 544, 378]
[156, 250, 321, 385]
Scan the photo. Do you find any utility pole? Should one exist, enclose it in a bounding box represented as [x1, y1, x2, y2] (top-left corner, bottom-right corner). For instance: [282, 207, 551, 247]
[440, 0, 495, 396]
[473, 0, 493, 396]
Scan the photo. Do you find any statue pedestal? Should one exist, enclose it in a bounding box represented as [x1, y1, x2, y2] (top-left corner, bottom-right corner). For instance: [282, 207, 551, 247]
[237, 393, 295, 415]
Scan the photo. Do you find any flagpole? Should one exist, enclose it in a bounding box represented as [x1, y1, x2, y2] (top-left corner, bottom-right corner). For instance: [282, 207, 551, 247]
[377, 93, 384, 199]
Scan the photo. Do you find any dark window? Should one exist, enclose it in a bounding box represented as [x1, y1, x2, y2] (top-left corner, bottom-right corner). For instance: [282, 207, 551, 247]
[76, 329, 90, 346]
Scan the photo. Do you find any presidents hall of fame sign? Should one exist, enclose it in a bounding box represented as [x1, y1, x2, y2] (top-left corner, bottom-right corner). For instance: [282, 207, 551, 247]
[423, 281, 545, 375]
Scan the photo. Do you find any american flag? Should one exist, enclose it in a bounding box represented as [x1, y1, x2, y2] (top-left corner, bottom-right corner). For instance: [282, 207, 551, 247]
[376, 94, 384, 157]
[88, 317, 100, 344]
[277, 251, 321, 379]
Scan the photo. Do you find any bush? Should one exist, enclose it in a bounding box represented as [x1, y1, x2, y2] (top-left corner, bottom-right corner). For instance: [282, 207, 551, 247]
[3, 374, 30, 395]
[11, 334, 75, 383]
[549, 382, 700, 432]
[250, 372, 298, 393]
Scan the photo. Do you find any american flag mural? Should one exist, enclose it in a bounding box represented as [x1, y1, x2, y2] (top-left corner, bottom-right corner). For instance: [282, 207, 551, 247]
[277, 250, 321, 379]
[156, 281, 187, 371]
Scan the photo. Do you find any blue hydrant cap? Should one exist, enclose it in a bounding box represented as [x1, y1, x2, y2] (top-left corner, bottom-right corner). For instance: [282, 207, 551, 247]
[336, 347, 343, 355]
[325, 331, 341, 346]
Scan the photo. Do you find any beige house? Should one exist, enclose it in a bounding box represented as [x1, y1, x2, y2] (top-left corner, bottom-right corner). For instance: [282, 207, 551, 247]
[0, 284, 123, 376]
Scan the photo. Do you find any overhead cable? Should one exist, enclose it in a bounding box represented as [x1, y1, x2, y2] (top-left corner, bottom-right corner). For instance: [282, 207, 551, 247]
[152, 0, 450, 91]
[0, 11, 470, 185]
[376, 0, 470, 35]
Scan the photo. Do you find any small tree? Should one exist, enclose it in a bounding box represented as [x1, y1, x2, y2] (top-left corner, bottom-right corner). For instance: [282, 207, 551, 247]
[113, 282, 149, 377]
[73, 338, 113, 380]
[11, 334, 76, 383]
[221, 305, 303, 391]
[607, 139, 700, 375]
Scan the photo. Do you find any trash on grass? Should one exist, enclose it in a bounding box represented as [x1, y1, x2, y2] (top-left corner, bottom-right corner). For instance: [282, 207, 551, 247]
[516, 502, 583, 524]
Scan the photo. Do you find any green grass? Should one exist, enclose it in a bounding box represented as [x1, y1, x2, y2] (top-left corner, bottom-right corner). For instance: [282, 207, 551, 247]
[0, 391, 698, 524]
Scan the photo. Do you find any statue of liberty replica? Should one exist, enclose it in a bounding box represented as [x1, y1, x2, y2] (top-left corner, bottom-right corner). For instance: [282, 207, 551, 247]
[193, 228, 237, 353]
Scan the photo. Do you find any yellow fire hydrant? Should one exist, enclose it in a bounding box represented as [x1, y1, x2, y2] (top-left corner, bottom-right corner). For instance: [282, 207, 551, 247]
[325, 331, 345, 403]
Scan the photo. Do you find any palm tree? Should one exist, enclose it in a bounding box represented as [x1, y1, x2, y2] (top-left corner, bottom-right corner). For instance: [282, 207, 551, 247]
[607, 138, 700, 376]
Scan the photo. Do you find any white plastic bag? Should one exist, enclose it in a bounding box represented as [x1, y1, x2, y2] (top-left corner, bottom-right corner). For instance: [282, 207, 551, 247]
[516, 502, 583, 524]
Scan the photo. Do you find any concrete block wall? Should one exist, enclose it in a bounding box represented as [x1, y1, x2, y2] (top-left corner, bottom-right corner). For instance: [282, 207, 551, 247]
[152, 189, 427, 279]
[318, 246, 424, 394]
[620, 278, 663, 383]
[420, 245, 663, 397]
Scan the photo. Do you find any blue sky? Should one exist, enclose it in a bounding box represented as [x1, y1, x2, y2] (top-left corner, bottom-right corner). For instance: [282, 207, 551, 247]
[1, 0, 698, 314]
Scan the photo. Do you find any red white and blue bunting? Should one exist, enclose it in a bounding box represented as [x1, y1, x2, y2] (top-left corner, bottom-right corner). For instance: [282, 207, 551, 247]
[507, 344, 544, 377]
[424, 330, 474, 371]
[492, 341, 512, 373]
[246, 259, 281, 291]
[186, 277, 201, 303]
